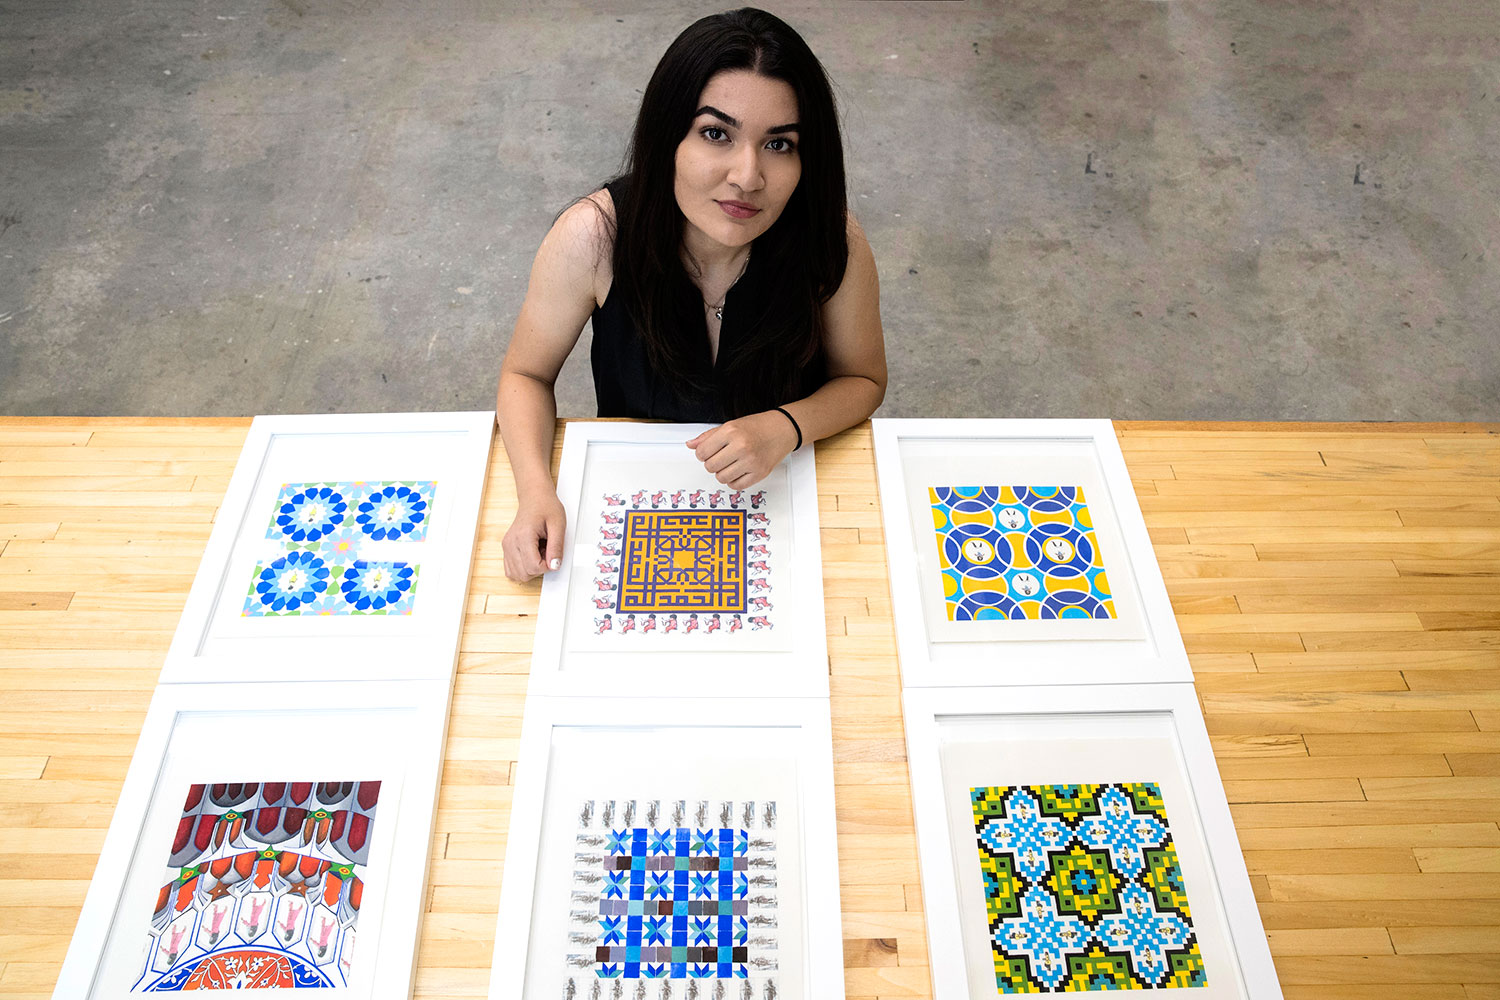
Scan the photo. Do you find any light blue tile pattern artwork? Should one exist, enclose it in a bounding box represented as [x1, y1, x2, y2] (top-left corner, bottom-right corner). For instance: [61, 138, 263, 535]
[243, 481, 434, 617]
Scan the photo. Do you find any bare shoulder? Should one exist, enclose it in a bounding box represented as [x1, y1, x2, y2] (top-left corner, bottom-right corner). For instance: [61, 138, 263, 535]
[846, 208, 869, 244]
[554, 187, 615, 247]
[840, 209, 877, 288]
[542, 187, 617, 307]
[820, 207, 886, 382]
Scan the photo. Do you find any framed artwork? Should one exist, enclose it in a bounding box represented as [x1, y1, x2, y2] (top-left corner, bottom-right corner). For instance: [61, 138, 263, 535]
[486, 696, 844, 999]
[527, 422, 829, 698]
[872, 418, 1190, 686]
[904, 684, 1281, 999]
[160, 411, 493, 684]
[51, 679, 450, 999]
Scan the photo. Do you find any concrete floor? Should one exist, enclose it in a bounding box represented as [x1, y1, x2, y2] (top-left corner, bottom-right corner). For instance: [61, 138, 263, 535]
[1, 0, 1496, 421]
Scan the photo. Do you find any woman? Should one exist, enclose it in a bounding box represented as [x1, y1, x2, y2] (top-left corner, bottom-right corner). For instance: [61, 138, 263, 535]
[497, 8, 886, 582]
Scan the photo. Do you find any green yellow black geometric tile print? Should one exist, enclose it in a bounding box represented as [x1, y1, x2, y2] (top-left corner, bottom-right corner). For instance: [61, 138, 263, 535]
[930, 487, 1116, 621]
[970, 782, 1207, 992]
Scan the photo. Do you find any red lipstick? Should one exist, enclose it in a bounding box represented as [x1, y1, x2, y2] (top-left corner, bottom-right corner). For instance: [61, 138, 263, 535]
[716, 200, 761, 220]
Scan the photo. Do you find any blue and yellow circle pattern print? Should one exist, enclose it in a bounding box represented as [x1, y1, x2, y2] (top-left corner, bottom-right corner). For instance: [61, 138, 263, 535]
[930, 486, 1116, 622]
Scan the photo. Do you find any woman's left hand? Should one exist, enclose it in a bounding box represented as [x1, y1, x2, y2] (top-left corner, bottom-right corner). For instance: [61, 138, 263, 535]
[686, 410, 799, 488]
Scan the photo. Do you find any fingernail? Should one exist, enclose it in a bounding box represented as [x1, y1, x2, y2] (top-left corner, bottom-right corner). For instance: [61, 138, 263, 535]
[549, 558, 560, 570]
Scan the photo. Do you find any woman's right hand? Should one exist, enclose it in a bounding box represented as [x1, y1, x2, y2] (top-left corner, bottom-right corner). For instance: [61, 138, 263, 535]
[502, 490, 567, 582]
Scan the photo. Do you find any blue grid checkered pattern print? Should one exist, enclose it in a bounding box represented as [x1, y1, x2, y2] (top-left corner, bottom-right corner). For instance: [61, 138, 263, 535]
[566, 799, 778, 998]
[594, 827, 745, 978]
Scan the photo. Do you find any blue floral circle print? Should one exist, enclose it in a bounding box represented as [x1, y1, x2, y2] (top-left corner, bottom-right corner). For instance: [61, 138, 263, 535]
[339, 561, 415, 611]
[253, 550, 330, 612]
[275, 485, 347, 542]
[356, 484, 429, 541]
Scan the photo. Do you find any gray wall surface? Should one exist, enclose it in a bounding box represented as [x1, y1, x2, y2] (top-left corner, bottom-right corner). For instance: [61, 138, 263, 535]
[1, 0, 1496, 420]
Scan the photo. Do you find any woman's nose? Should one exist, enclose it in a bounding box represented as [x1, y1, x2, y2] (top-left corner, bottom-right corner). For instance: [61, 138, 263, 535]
[727, 145, 764, 192]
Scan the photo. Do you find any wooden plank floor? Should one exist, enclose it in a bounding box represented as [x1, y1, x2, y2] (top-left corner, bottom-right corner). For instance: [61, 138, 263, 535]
[0, 417, 1497, 998]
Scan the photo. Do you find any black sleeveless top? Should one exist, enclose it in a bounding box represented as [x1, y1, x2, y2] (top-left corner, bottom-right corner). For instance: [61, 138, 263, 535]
[590, 180, 827, 421]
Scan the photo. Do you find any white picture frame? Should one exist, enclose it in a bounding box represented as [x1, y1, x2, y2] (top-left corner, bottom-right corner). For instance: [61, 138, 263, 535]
[487, 695, 844, 1000]
[52, 679, 451, 999]
[527, 421, 829, 698]
[904, 683, 1281, 999]
[160, 411, 494, 685]
[872, 418, 1191, 687]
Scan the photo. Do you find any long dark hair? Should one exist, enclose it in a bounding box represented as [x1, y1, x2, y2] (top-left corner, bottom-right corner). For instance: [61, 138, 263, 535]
[609, 7, 848, 418]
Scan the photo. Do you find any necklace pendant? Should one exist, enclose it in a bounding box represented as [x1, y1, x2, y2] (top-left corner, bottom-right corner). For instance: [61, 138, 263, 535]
[714, 306, 724, 321]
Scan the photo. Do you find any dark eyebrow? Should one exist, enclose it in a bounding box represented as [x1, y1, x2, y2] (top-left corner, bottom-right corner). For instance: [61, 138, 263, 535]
[695, 105, 741, 129]
[695, 105, 800, 135]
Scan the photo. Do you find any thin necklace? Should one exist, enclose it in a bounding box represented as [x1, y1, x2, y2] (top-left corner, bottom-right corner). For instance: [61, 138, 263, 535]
[702, 247, 752, 322]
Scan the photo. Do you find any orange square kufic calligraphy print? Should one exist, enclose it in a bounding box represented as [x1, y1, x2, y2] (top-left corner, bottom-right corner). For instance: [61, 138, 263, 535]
[590, 487, 772, 636]
[617, 510, 747, 615]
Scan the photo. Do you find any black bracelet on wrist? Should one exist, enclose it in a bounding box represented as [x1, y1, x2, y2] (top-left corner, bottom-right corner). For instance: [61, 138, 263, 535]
[773, 406, 803, 451]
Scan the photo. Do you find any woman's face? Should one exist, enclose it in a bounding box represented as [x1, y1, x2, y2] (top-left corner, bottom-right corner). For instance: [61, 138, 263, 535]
[674, 69, 802, 254]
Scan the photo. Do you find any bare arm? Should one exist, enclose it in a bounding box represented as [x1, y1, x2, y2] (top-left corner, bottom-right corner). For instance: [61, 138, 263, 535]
[781, 212, 887, 440]
[689, 213, 887, 484]
[495, 193, 611, 581]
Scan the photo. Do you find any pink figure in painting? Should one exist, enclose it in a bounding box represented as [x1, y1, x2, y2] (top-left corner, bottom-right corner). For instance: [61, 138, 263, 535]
[751, 491, 766, 508]
[631, 490, 647, 505]
[205, 903, 229, 947]
[688, 489, 705, 507]
[594, 578, 615, 591]
[670, 490, 685, 507]
[312, 917, 335, 959]
[706, 613, 722, 633]
[620, 615, 637, 634]
[604, 493, 624, 506]
[161, 925, 186, 965]
[749, 527, 769, 541]
[663, 613, 679, 632]
[709, 490, 725, 507]
[684, 613, 700, 633]
[601, 527, 621, 539]
[729, 615, 743, 632]
[749, 512, 769, 524]
[749, 560, 770, 574]
[749, 544, 769, 557]
[594, 615, 613, 634]
[598, 541, 620, 555]
[240, 897, 267, 938]
[749, 596, 772, 611]
[279, 901, 302, 943]
[749, 577, 768, 592]
[602, 511, 623, 524]
[749, 615, 772, 630]
[650, 490, 666, 507]
[593, 596, 612, 608]
[730, 491, 744, 506]
[641, 614, 658, 633]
